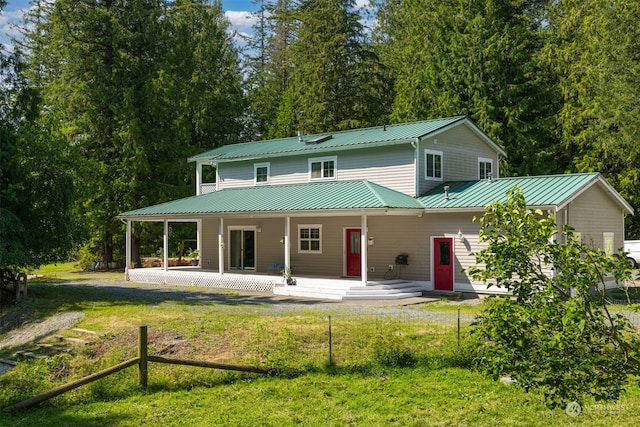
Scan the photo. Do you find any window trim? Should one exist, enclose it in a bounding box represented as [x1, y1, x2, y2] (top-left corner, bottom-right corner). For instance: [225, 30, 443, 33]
[254, 162, 270, 185]
[298, 224, 322, 254]
[478, 157, 494, 180]
[308, 156, 337, 181]
[424, 149, 443, 181]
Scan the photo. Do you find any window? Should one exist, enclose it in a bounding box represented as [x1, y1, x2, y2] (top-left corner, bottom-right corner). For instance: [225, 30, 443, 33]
[298, 225, 322, 253]
[478, 158, 493, 180]
[308, 156, 337, 181]
[254, 162, 270, 185]
[603, 232, 614, 256]
[425, 150, 443, 180]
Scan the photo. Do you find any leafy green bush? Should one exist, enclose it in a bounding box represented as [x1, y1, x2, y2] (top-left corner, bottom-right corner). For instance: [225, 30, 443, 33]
[468, 187, 640, 408]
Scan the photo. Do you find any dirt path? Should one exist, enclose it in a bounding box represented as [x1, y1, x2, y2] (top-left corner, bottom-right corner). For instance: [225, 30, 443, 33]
[0, 311, 85, 350]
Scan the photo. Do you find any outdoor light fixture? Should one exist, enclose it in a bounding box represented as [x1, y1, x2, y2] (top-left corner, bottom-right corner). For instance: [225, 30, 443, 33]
[457, 230, 466, 243]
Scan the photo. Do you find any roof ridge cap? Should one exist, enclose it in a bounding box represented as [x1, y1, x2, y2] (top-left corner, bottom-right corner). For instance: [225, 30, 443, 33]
[362, 180, 392, 207]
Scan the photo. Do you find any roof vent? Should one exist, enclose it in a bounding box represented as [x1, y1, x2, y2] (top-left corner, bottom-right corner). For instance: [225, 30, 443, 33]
[306, 134, 333, 144]
[444, 185, 450, 201]
[298, 130, 304, 143]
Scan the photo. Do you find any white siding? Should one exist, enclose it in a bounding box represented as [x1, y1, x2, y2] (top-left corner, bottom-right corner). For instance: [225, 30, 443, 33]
[418, 125, 501, 195]
[423, 212, 482, 285]
[365, 216, 430, 281]
[201, 218, 220, 270]
[216, 145, 417, 195]
[565, 183, 626, 251]
[337, 146, 416, 195]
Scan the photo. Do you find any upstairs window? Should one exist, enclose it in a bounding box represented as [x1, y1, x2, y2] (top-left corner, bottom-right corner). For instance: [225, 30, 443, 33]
[425, 149, 443, 181]
[298, 225, 322, 253]
[309, 156, 337, 181]
[478, 158, 493, 180]
[254, 162, 270, 185]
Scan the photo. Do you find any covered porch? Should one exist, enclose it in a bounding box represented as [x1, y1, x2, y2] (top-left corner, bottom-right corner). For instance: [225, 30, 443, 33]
[125, 266, 429, 300]
[118, 181, 430, 300]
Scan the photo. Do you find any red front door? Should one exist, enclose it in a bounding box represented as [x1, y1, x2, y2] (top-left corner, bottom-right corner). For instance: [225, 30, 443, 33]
[434, 237, 453, 291]
[346, 228, 361, 277]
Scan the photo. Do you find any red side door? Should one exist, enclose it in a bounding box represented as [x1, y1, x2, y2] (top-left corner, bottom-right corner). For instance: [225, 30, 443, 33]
[346, 228, 361, 277]
[434, 237, 453, 291]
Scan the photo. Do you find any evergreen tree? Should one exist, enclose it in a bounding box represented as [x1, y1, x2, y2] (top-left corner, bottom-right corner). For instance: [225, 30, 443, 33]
[541, 0, 640, 238]
[376, 0, 560, 176]
[1, 43, 79, 270]
[244, 0, 296, 139]
[20, 0, 245, 264]
[271, 0, 392, 136]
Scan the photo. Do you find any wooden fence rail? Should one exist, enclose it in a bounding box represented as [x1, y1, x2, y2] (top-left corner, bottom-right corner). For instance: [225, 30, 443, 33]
[3, 325, 277, 412]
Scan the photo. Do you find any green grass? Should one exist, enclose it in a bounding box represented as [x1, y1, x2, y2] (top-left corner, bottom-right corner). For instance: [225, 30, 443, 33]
[1, 266, 639, 425]
[32, 262, 124, 281]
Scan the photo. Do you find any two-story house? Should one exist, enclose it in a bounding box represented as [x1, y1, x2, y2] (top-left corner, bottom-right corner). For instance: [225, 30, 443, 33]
[118, 116, 633, 299]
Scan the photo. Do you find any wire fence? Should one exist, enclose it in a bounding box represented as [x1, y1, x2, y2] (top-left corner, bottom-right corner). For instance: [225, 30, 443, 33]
[202, 307, 477, 371]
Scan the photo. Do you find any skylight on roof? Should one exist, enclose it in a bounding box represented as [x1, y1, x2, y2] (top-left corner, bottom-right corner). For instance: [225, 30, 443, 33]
[306, 134, 333, 144]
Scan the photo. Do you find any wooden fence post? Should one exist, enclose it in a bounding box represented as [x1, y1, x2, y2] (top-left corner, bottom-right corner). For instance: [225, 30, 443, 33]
[139, 325, 148, 389]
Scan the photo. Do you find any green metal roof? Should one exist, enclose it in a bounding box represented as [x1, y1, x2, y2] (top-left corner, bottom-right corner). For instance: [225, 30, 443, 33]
[418, 172, 632, 213]
[118, 180, 425, 219]
[188, 116, 505, 163]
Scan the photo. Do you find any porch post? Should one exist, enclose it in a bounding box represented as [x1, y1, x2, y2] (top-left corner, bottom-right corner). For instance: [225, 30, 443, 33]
[361, 214, 368, 286]
[195, 162, 202, 196]
[196, 219, 201, 269]
[163, 220, 169, 272]
[218, 217, 224, 275]
[125, 220, 132, 280]
[284, 215, 291, 272]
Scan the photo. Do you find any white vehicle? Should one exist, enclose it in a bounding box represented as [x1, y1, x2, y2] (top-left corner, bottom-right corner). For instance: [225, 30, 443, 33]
[624, 240, 640, 268]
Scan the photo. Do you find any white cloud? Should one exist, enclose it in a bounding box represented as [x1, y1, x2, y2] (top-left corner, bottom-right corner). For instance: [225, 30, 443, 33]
[225, 10, 257, 36]
[1, 6, 30, 51]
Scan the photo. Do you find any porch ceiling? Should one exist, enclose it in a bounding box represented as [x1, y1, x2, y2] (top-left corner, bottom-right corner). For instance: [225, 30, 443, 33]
[118, 180, 425, 220]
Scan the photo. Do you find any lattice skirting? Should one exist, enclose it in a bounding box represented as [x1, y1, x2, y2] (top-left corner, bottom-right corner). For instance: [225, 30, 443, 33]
[127, 269, 276, 292]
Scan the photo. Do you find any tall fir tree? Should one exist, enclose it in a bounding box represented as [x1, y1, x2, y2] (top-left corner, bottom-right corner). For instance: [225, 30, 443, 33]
[20, 0, 245, 264]
[244, 0, 296, 140]
[375, 0, 561, 176]
[1, 33, 79, 270]
[270, 0, 392, 136]
[541, 0, 640, 237]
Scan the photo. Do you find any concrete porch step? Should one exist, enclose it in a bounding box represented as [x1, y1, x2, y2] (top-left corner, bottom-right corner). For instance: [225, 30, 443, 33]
[274, 280, 429, 301]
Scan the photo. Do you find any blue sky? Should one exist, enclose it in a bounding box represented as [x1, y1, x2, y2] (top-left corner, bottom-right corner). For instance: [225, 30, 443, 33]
[1, 0, 259, 51]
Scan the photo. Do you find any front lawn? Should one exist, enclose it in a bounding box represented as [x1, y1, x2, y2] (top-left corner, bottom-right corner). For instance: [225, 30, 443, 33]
[1, 269, 639, 426]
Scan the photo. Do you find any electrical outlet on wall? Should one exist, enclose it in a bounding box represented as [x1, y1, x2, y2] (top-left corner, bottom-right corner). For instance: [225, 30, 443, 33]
[388, 265, 394, 271]
[369, 266, 375, 273]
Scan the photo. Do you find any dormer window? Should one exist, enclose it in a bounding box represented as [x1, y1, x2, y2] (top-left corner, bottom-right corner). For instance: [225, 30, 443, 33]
[425, 149, 443, 181]
[478, 158, 493, 180]
[254, 162, 270, 185]
[309, 156, 337, 181]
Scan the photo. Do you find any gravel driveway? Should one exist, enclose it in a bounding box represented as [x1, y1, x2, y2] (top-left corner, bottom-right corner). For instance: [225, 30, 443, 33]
[2, 278, 637, 356]
[0, 278, 475, 348]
